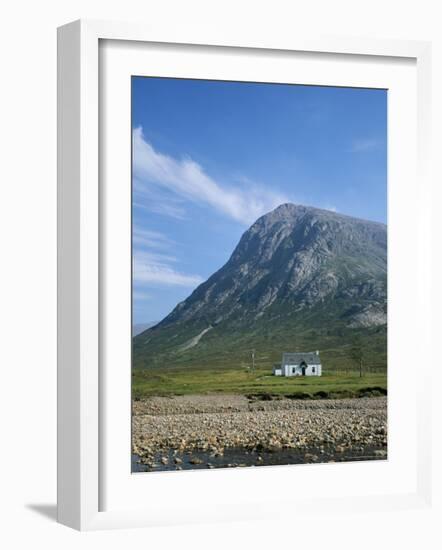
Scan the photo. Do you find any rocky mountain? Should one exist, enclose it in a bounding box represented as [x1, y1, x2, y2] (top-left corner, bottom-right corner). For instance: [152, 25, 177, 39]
[133, 204, 387, 370]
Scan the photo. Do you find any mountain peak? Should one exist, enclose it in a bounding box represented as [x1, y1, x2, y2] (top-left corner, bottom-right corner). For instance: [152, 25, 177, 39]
[258, 203, 384, 228]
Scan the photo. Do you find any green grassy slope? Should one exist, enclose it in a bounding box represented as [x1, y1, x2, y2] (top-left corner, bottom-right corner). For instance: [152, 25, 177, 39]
[133, 299, 387, 372]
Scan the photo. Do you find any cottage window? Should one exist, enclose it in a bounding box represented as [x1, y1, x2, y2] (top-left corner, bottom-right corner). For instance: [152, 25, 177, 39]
[312, 367, 316, 373]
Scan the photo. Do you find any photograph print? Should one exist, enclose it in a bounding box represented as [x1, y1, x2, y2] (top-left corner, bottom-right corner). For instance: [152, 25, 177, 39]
[131, 77, 387, 472]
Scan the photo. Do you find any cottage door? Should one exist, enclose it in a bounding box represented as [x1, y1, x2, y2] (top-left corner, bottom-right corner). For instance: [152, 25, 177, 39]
[301, 362, 307, 376]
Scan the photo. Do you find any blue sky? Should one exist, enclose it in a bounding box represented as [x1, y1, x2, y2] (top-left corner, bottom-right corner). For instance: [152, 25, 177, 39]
[132, 77, 387, 324]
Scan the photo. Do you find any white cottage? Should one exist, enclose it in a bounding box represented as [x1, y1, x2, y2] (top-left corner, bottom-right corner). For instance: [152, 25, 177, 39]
[273, 351, 322, 377]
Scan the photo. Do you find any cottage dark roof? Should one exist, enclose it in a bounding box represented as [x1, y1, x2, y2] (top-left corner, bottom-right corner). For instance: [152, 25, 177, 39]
[282, 352, 321, 365]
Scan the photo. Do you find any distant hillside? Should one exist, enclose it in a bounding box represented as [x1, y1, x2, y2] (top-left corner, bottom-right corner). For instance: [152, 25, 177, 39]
[133, 204, 387, 371]
[133, 321, 158, 337]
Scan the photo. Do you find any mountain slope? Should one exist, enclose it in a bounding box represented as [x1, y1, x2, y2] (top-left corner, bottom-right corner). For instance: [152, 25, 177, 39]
[133, 204, 387, 370]
[133, 321, 159, 337]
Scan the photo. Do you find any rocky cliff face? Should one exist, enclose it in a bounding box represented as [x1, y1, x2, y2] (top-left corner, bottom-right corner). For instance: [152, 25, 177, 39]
[133, 204, 387, 369]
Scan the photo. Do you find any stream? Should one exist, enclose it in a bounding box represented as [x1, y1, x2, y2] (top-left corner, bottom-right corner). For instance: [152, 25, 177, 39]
[132, 445, 387, 472]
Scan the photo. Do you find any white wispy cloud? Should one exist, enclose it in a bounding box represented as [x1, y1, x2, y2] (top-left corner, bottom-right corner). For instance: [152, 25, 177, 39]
[133, 250, 204, 287]
[133, 185, 187, 220]
[132, 225, 204, 288]
[132, 226, 173, 249]
[132, 290, 151, 301]
[349, 138, 382, 153]
[133, 127, 290, 225]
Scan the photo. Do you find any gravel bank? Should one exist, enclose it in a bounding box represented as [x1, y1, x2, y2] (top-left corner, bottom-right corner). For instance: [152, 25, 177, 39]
[132, 395, 387, 467]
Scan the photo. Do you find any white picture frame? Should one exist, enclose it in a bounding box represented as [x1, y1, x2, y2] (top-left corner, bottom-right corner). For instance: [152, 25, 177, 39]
[57, 19, 434, 531]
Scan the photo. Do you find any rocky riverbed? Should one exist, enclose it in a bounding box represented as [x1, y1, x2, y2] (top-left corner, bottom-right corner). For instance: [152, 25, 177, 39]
[132, 395, 387, 471]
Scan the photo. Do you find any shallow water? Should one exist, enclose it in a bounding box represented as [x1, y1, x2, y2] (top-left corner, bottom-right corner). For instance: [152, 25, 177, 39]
[132, 445, 387, 473]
